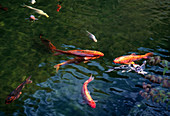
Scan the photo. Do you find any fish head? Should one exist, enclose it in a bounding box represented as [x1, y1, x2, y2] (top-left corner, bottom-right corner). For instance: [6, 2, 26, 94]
[45, 14, 49, 18]
[93, 51, 104, 57]
[88, 100, 96, 108]
[30, 15, 36, 20]
[5, 96, 15, 104]
[113, 57, 120, 64]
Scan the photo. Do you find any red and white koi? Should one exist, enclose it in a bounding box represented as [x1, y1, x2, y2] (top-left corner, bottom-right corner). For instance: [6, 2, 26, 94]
[81, 74, 96, 108]
[25, 15, 38, 21]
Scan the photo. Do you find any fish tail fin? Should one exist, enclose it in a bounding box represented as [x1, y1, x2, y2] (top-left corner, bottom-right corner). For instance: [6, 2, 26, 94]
[26, 76, 32, 84]
[21, 3, 26, 7]
[39, 34, 43, 39]
[89, 74, 94, 82]
[53, 52, 63, 56]
[54, 65, 60, 73]
[144, 52, 154, 59]
[86, 30, 91, 35]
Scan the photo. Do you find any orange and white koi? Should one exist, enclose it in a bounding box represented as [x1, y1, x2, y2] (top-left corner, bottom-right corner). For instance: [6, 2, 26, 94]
[81, 74, 96, 108]
[5, 76, 32, 104]
[39, 34, 56, 53]
[113, 52, 153, 64]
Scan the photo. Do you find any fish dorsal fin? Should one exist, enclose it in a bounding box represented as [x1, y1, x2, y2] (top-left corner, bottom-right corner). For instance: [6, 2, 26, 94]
[131, 53, 136, 55]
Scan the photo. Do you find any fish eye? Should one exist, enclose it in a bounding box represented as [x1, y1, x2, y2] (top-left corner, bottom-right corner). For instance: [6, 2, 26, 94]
[8, 97, 11, 100]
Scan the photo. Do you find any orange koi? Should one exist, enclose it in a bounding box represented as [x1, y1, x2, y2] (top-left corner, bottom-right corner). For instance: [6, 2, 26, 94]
[39, 34, 56, 53]
[57, 4, 61, 12]
[53, 49, 104, 57]
[113, 52, 153, 64]
[81, 74, 96, 108]
[54, 56, 99, 72]
[5, 76, 32, 104]
[0, 4, 8, 11]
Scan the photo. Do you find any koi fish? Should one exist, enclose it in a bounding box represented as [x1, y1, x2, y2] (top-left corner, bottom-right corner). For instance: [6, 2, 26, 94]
[81, 74, 96, 108]
[5, 76, 32, 104]
[106, 61, 147, 75]
[54, 57, 85, 72]
[131, 61, 148, 75]
[105, 65, 131, 73]
[86, 31, 97, 42]
[21, 4, 49, 18]
[25, 15, 38, 21]
[39, 34, 56, 53]
[54, 56, 99, 72]
[0, 4, 8, 11]
[30, 0, 36, 4]
[56, 4, 61, 12]
[53, 49, 104, 57]
[113, 52, 153, 64]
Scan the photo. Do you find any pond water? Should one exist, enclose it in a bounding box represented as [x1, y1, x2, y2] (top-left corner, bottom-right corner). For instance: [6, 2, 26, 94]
[0, 0, 169, 116]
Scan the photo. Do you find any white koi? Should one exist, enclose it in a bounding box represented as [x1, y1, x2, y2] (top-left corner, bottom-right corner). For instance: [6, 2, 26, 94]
[86, 30, 97, 42]
[22, 4, 49, 18]
[30, 0, 36, 4]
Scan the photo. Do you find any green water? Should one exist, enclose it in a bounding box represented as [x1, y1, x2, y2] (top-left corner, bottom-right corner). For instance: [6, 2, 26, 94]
[0, 0, 169, 116]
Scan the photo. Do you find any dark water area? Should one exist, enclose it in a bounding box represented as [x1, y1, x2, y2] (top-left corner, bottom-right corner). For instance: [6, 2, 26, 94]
[0, 0, 169, 116]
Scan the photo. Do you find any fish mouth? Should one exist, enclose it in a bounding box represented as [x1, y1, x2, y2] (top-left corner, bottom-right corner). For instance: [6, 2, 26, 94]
[99, 52, 104, 57]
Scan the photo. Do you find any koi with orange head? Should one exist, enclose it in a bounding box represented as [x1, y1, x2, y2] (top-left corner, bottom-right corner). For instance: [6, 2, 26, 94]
[53, 49, 104, 72]
[113, 52, 153, 64]
[39, 34, 56, 53]
[81, 74, 97, 108]
[5, 76, 32, 104]
[53, 49, 104, 57]
[54, 56, 101, 72]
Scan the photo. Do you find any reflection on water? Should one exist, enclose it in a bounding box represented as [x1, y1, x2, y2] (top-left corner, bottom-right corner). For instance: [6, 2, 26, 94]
[0, 0, 169, 116]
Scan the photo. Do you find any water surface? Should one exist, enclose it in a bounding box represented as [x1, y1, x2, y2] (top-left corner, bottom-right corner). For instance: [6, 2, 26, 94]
[0, 0, 169, 116]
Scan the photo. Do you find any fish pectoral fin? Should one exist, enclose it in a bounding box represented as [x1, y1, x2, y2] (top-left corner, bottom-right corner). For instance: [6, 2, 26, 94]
[94, 100, 98, 102]
[84, 61, 89, 63]
[105, 69, 114, 72]
[131, 53, 136, 55]
[53, 52, 63, 56]
[79, 100, 86, 104]
[126, 62, 135, 64]
[54, 65, 60, 73]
